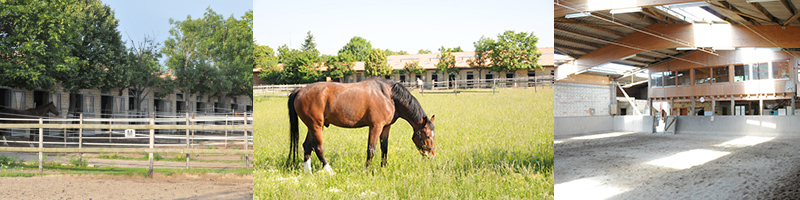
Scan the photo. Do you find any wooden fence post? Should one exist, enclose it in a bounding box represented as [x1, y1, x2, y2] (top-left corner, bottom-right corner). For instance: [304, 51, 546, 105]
[185, 112, 190, 169]
[492, 79, 496, 95]
[79, 113, 83, 165]
[244, 112, 249, 168]
[38, 118, 43, 173]
[148, 112, 154, 177]
[224, 115, 228, 149]
[191, 112, 195, 146]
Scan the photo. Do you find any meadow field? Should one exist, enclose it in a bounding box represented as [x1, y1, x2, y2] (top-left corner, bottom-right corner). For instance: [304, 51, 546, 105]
[253, 88, 554, 199]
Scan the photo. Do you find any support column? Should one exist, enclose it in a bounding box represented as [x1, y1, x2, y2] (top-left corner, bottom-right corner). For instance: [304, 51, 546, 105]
[731, 96, 735, 116]
[712, 97, 716, 116]
[786, 92, 797, 115]
[759, 98, 764, 115]
[691, 97, 696, 116]
[670, 98, 674, 116]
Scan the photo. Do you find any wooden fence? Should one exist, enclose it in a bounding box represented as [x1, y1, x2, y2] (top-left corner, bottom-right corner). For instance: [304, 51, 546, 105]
[0, 113, 252, 176]
[254, 76, 554, 96]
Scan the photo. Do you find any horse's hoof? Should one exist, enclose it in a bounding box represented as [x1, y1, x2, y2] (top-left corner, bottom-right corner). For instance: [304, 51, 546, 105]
[303, 160, 312, 172]
[322, 164, 334, 174]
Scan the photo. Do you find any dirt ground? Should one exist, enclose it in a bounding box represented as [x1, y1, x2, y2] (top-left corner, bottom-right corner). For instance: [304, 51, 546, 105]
[0, 173, 252, 199]
[0, 152, 252, 199]
[555, 131, 800, 200]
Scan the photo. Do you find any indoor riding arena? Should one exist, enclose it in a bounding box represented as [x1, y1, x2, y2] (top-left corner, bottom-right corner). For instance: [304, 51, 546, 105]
[554, 0, 800, 199]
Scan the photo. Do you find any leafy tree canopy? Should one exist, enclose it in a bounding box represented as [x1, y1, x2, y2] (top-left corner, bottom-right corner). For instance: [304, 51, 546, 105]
[364, 48, 392, 77]
[338, 36, 372, 62]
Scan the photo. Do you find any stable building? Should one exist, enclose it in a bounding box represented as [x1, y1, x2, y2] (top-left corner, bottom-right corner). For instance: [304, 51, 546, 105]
[253, 48, 556, 87]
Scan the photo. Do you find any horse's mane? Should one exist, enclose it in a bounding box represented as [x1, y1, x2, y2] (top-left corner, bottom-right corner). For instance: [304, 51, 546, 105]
[385, 79, 427, 123]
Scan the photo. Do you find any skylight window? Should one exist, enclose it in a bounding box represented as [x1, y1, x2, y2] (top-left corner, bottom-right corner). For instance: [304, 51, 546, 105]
[655, 3, 725, 23]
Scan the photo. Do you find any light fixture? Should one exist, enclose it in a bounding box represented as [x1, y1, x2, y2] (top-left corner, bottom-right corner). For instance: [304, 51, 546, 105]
[620, 54, 637, 60]
[565, 12, 590, 18]
[610, 7, 642, 14]
[676, 47, 698, 50]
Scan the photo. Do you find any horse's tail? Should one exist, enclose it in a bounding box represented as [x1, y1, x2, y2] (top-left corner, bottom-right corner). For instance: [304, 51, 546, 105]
[285, 89, 300, 168]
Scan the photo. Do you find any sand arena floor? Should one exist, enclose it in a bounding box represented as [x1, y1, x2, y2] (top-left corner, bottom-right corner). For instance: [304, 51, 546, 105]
[556, 131, 800, 200]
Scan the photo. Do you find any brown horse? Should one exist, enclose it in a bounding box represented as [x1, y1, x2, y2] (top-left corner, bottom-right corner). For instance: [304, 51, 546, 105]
[0, 102, 60, 140]
[286, 77, 436, 173]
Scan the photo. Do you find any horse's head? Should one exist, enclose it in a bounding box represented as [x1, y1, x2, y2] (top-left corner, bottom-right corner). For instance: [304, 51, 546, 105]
[412, 115, 436, 158]
[45, 102, 59, 116]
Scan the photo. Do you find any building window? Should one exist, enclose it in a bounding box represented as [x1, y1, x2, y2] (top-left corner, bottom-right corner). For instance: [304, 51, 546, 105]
[772, 60, 790, 79]
[113, 97, 125, 114]
[12, 91, 25, 109]
[676, 70, 690, 86]
[753, 62, 769, 80]
[83, 95, 94, 113]
[651, 72, 663, 87]
[694, 68, 711, 85]
[664, 71, 676, 86]
[712, 66, 729, 83]
[734, 64, 748, 82]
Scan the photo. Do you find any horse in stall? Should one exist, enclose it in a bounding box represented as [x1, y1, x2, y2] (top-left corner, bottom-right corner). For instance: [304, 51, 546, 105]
[0, 102, 60, 141]
[286, 77, 436, 173]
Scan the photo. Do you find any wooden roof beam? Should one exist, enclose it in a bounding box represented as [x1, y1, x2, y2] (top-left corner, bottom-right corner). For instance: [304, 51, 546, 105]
[785, 11, 800, 26]
[555, 35, 605, 48]
[749, 2, 783, 25]
[713, 1, 773, 25]
[781, 0, 797, 15]
[554, 26, 617, 44]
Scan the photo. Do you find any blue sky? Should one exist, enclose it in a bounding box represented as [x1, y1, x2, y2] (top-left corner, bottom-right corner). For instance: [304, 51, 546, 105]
[103, 0, 253, 49]
[254, 0, 553, 55]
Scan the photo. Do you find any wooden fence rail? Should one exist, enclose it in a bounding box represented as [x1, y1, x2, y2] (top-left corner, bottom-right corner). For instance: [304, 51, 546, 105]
[0, 113, 253, 177]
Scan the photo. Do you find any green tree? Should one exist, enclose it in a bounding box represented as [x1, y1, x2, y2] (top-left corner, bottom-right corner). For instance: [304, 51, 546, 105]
[207, 10, 254, 104]
[384, 49, 409, 56]
[125, 34, 166, 113]
[438, 46, 463, 53]
[163, 12, 211, 113]
[468, 36, 495, 80]
[0, 0, 81, 91]
[63, 0, 129, 114]
[338, 36, 372, 62]
[323, 55, 354, 82]
[301, 31, 320, 58]
[365, 48, 392, 77]
[489, 30, 541, 72]
[436, 51, 458, 77]
[277, 45, 321, 84]
[403, 61, 426, 79]
[255, 44, 280, 84]
[418, 49, 432, 54]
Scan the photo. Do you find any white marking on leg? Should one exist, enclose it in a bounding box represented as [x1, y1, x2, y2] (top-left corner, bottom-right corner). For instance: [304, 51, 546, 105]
[303, 159, 312, 172]
[323, 164, 333, 174]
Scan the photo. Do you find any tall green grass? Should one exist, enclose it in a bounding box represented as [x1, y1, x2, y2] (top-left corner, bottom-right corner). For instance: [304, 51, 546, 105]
[254, 88, 554, 199]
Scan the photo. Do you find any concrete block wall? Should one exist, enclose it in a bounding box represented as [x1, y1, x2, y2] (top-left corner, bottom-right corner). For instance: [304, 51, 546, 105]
[555, 82, 612, 117]
[555, 116, 614, 136]
[613, 115, 653, 133]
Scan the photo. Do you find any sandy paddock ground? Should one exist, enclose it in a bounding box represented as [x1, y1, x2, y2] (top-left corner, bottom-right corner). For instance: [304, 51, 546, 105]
[0, 152, 252, 199]
[555, 132, 800, 200]
[0, 173, 252, 199]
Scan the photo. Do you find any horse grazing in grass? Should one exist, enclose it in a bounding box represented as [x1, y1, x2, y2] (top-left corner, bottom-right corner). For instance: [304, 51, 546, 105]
[286, 77, 436, 173]
[0, 102, 60, 140]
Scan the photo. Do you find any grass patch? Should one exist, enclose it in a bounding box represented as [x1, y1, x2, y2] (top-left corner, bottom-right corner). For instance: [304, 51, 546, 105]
[254, 88, 554, 199]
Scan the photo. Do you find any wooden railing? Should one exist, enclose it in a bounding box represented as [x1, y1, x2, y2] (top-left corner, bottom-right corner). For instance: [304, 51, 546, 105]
[0, 113, 253, 176]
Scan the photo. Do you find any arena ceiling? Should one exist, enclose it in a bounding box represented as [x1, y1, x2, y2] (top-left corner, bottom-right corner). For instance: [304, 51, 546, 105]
[554, 0, 800, 86]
